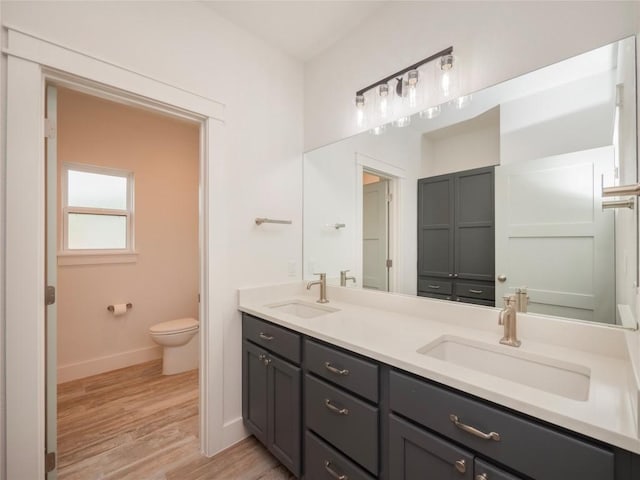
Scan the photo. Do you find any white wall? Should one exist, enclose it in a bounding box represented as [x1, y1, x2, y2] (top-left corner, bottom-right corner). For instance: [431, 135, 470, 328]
[305, 1, 639, 151]
[500, 71, 616, 164]
[56, 88, 200, 382]
[1, 0, 303, 462]
[304, 126, 421, 295]
[420, 108, 500, 178]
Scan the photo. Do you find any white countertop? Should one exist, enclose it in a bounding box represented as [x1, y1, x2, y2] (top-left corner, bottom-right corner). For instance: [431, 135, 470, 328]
[238, 282, 640, 454]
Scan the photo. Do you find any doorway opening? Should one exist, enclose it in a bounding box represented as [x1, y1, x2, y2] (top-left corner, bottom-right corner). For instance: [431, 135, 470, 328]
[46, 84, 202, 478]
[362, 169, 393, 291]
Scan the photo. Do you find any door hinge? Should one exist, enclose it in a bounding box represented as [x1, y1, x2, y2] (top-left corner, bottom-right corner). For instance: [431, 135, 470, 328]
[387, 192, 393, 202]
[45, 285, 56, 306]
[386, 259, 393, 268]
[44, 118, 56, 139]
[45, 451, 56, 473]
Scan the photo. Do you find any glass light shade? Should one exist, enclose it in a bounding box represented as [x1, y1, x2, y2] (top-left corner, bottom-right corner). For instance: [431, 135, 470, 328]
[370, 124, 387, 136]
[419, 105, 441, 120]
[439, 54, 459, 100]
[393, 116, 411, 128]
[453, 94, 472, 109]
[355, 94, 366, 128]
[375, 83, 392, 122]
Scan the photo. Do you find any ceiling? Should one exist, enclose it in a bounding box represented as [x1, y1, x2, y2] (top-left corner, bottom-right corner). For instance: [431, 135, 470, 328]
[202, 1, 389, 61]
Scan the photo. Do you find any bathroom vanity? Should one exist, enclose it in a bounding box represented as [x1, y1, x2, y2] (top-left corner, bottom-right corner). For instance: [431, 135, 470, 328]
[239, 283, 640, 479]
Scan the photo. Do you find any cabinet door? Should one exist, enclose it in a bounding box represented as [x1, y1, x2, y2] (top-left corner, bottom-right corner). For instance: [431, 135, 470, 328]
[390, 414, 473, 480]
[474, 458, 523, 480]
[418, 175, 454, 278]
[268, 354, 301, 477]
[242, 340, 269, 444]
[454, 167, 494, 282]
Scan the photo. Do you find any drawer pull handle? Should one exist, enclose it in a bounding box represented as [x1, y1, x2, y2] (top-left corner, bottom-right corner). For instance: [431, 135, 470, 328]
[324, 460, 348, 480]
[469, 289, 483, 294]
[449, 414, 500, 441]
[475, 475, 488, 480]
[428, 284, 441, 289]
[324, 399, 349, 415]
[455, 459, 466, 474]
[258, 332, 274, 341]
[325, 362, 350, 376]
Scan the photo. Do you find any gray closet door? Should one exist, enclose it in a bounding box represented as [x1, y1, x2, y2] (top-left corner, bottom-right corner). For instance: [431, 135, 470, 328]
[417, 175, 454, 277]
[455, 167, 495, 281]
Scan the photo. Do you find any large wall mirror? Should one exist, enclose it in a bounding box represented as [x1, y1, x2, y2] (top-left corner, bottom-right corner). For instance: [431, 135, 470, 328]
[304, 36, 638, 329]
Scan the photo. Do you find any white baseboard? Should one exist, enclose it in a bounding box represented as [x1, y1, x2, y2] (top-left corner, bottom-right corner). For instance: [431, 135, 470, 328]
[208, 417, 248, 456]
[57, 345, 162, 383]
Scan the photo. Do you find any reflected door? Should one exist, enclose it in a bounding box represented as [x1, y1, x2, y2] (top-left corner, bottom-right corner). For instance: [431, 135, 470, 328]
[363, 179, 389, 291]
[495, 146, 615, 323]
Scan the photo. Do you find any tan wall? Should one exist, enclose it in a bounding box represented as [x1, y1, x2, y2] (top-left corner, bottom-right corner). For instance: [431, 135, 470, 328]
[57, 88, 199, 382]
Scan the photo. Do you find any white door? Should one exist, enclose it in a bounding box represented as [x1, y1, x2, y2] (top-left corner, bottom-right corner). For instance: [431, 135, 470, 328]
[363, 179, 389, 291]
[495, 146, 615, 322]
[45, 85, 58, 479]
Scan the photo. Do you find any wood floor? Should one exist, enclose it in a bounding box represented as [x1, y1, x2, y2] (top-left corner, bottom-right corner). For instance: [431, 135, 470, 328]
[58, 360, 295, 479]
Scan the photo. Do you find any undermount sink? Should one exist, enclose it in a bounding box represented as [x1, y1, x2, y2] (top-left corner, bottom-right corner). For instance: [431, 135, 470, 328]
[267, 300, 339, 319]
[418, 335, 591, 401]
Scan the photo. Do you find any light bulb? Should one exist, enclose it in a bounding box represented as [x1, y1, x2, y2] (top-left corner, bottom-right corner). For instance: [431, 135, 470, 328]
[439, 54, 458, 100]
[377, 84, 389, 119]
[406, 70, 419, 108]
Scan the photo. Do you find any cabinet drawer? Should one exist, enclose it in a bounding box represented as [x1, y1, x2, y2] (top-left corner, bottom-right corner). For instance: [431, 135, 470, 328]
[305, 374, 378, 474]
[389, 371, 614, 480]
[305, 430, 375, 480]
[455, 281, 494, 301]
[242, 314, 301, 364]
[305, 339, 378, 402]
[417, 292, 452, 302]
[418, 278, 453, 295]
[475, 458, 523, 480]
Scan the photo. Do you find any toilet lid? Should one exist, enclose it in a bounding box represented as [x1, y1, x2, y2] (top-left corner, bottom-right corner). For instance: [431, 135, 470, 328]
[150, 317, 199, 335]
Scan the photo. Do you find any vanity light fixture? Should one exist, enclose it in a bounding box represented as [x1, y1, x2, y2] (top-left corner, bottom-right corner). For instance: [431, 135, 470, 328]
[355, 46, 454, 130]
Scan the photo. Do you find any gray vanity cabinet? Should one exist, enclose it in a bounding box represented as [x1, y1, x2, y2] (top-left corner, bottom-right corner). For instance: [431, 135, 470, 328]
[242, 314, 302, 477]
[418, 167, 495, 306]
[241, 314, 640, 480]
[389, 370, 614, 480]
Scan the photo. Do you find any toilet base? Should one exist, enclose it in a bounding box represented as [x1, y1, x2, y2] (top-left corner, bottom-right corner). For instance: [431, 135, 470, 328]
[162, 333, 199, 375]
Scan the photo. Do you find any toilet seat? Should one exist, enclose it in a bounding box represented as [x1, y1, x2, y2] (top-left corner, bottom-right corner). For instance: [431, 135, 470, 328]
[149, 317, 198, 335]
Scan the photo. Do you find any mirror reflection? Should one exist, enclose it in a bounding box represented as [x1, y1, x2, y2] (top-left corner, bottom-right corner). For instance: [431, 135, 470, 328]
[304, 36, 638, 328]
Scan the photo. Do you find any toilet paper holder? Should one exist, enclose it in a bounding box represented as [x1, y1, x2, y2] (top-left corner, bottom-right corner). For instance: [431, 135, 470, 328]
[107, 303, 133, 312]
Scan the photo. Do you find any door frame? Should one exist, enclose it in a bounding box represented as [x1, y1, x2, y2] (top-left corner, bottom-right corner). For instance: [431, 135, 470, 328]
[355, 152, 404, 293]
[3, 27, 226, 479]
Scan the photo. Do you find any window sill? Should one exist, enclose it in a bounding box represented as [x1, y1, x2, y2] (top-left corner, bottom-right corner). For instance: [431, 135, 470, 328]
[57, 250, 138, 266]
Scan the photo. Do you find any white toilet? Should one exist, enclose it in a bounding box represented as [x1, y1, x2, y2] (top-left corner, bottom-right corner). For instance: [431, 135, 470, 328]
[149, 317, 199, 375]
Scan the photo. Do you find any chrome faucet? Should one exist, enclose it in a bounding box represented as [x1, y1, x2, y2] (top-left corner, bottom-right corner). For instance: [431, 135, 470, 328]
[307, 273, 329, 303]
[340, 269, 356, 287]
[498, 295, 521, 347]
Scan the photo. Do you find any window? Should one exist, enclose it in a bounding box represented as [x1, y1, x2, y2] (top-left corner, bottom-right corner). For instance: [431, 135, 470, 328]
[62, 163, 134, 256]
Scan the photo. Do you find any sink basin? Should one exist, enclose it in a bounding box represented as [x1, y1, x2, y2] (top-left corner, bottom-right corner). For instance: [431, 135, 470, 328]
[267, 300, 339, 319]
[418, 335, 590, 401]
